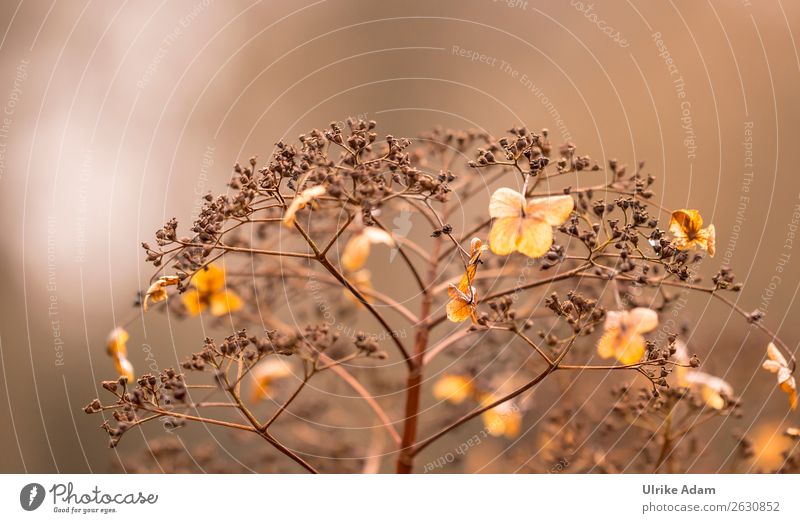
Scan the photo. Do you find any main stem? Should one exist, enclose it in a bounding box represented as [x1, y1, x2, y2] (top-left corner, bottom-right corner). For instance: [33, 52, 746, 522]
[396, 238, 442, 473]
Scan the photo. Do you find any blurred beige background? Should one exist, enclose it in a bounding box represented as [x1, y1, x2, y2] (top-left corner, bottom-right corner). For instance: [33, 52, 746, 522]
[1, 0, 799, 472]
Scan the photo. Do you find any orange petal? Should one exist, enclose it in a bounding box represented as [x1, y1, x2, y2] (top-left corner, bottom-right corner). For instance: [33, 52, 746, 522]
[766, 342, 789, 368]
[106, 327, 129, 358]
[115, 357, 135, 382]
[210, 290, 242, 316]
[489, 187, 525, 219]
[250, 359, 293, 402]
[780, 378, 798, 410]
[526, 195, 574, 226]
[670, 209, 703, 235]
[182, 289, 206, 316]
[362, 226, 394, 246]
[193, 264, 225, 294]
[615, 333, 646, 365]
[627, 307, 659, 334]
[446, 298, 474, 323]
[283, 185, 326, 227]
[341, 233, 371, 271]
[516, 218, 553, 259]
[700, 224, 715, 257]
[489, 217, 522, 256]
[433, 375, 474, 404]
[701, 387, 725, 410]
[479, 395, 521, 438]
[143, 276, 179, 311]
[684, 371, 733, 409]
[346, 269, 374, 306]
[597, 329, 619, 360]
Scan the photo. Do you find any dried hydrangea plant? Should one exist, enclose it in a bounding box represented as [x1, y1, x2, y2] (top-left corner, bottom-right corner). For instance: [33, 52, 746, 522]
[86, 119, 798, 473]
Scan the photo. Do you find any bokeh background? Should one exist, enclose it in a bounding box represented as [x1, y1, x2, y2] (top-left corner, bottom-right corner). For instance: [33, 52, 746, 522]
[1, 0, 799, 473]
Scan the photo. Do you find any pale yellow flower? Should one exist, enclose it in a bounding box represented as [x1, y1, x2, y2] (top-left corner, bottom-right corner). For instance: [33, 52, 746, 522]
[433, 374, 475, 405]
[182, 264, 242, 317]
[669, 209, 715, 256]
[282, 185, 326, 227]
[488, 188, 573, 258]
[673, 341, 732, 410]
[250, 359, 293, 402]
[479, 393, 521, 438]
[596, 308, 658, 365]
[682, 371, 733, 410]
[341, 227, 394, 271]
[433, 373, 521, 439]
[143, 275, 180, 311]
[762, 342, 797, 411]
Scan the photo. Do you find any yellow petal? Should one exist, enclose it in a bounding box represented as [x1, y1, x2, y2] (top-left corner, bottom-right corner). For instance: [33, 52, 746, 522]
[683, 371, 733, 408]
[516, 217, 553, 258]
[433, 375, 474, 404]
[766, 342, 788, 368]
[669, 209, 703, 236]
[489, 217, 522, 256]
[447, 297, 475, 323]
[181, 289, 206, 316]
[250, 376, 274, 402]
[283, 185, 326, 227]
[192, 264, 225, 294]
[341, 233, 372, 271]
[597, 329, 619, 360]
[209, 290, 242, 316]
[250, 359, 293, 402]
[143, 276, 179, 311]
[468, 237, 488, 264]
[346, 269, 374, 306]
[780, 378, 798, 410]
[479, 395, 521, 438]
[626, 307, 659, 334]
[699, 224, 715, 257]
[489, 187, 525, 218]
[482, 409, 505, 437]
[526, 195, 574, 226]
[115, 356, 135, 382]
[615, 333, 646, 365]
[362, 226, 394, 246]
[701, 387, 725, 410]
[106, 327, 129, 358]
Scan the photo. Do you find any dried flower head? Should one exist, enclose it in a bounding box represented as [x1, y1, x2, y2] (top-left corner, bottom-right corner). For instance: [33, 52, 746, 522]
[597, 308, 658, 365]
